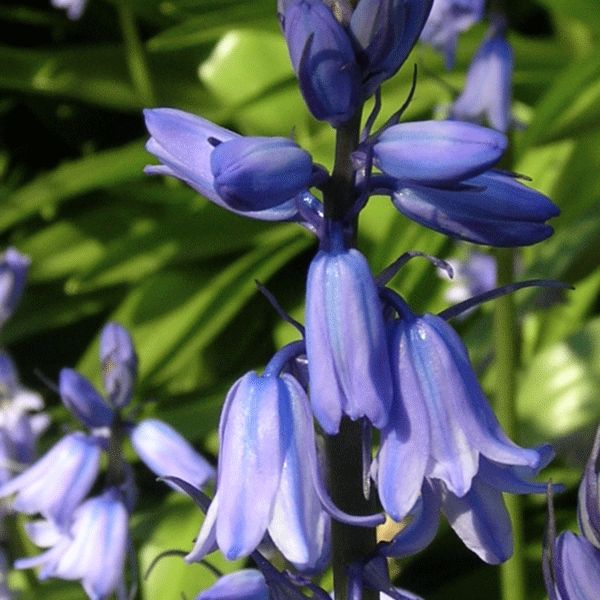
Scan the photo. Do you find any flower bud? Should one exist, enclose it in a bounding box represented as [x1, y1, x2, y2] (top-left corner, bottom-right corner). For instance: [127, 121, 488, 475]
[280, 0, 362, 127]
[210, 137, 314, 211]
[0, 248, 30, 328]
[100, 322, 137, 409]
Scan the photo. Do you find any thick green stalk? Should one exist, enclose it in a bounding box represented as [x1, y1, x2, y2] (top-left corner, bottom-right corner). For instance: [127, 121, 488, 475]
[322, 110, 379, 600]
[493, 248, 525, 600]
[118, 4, 156, 108]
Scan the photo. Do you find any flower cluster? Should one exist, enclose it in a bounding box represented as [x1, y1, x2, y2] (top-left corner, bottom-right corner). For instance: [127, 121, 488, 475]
[142, 1, 562, 598]
[0, 322, 214, 600]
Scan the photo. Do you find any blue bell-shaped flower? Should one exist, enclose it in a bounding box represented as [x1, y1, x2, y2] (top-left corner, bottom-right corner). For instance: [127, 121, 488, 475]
[305, 222, 392, 434]
[100, 322, 137, 409]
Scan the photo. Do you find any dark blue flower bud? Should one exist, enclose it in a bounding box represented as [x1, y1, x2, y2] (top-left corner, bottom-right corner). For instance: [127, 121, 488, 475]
[210, 137, 314, 211]
[280, 0, 362, 127]
[350, 0, 433, 96]
[389, 170, 559, 247]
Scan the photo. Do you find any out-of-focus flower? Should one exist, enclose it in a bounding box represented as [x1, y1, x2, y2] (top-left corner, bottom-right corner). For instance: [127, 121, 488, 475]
[0, 432, 101, 527]
[420, 0, 485, 68]
[439, 251, 497, 308]
[50, 0, 87, 20]
[186, 363, 330, 571]
[130, 418, 215, 489]
[450, 26, 514, 132]
[99, 323, 137, 409]
[305, 222, 392, 434]
[279, 0, 362, 127]
[376, 291, 553, 562]
[0, 248, 29, 330]
[144, 108, 320, 222]
[15, 488, 129, 600]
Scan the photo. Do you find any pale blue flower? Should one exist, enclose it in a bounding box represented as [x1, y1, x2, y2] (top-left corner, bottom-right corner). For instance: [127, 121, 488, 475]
[51, 0, 87, 19]
[196, 569, 269, 600]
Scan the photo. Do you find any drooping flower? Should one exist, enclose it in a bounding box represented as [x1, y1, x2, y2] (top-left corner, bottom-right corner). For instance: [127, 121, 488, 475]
[420, 0, 485, 68]
[0, 432, 101, 527]
[15, 487, 129, 600]
[186, 358, 330, 571]
[376, 290, 554, 562]
[305, 222, 392, 434]
[130, 418, 215, 489]
[439, 251, 497, 308]
[144, 108, 321, 222]
[450, 25, 514, 132]
[100, 322, 137, 409]
[279, 0, 362, 127]
[0, 248, 30, 330]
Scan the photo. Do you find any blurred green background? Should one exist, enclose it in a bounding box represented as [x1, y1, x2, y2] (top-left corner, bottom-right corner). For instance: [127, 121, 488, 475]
[1, 0, 600, 598]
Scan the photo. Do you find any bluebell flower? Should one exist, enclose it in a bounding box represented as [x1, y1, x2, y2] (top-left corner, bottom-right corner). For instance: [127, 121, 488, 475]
[15, 487, 129, 600]
[376, 292, 554, 562]
[59, 369, 114, 430]
[50, 0, 87, 20]
[305, 222, 392, 434]
[0, 432, 101, 527]
[100, 322, 137, 409]
[370, 169, 559, 247]
[279, 0, 362, 127]
[144, 109, 318, 222]
[420, 0, 485, 68]
[543, 424, 600, 600]
[360, 120, 507, 186]
[349, 0, 433, 97]
[0, 248, 30, 330]
[210, 136, 314, 211]
[196, 569, 270, 600]
[186, 365, 331, 571]
[450, 26, 514, 132]
[130, 418, 215, 489]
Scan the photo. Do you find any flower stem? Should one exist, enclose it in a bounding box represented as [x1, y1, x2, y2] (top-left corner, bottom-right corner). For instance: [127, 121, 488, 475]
[118, 4, 156, 108]
[493, 248, 525, 600]
[322, 110, 378, 600]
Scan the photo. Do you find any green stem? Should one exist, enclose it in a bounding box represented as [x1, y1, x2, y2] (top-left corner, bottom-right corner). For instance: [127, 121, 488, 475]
[322, 109, 378, 600]
[493, 248, 525, 600]
[118, 4, 156, 107]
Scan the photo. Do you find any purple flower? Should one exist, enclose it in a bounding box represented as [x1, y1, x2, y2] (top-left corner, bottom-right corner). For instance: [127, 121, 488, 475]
[440, 251, 497, 308]
[210, 137, 314, 211]
[349, 0, 433, 97]
[420, 0, 485, 68]
[59, 369, 114, 430]
[130, 418, 215, 489]
[99, 322, 137, 409]
[362, 120, 507, 186]
[450, 27, 514, 132]
[0, 432, 101, 527]
[376, 293, 553, 562]
[186, 367, 330, 571]
[279, 0, 362, 127]
[50, 0, 87, 20]
[0, 248, 30, 329]
[196, 569, 269, 600]
[15, 488, 129, 600]
[381, 170, 559, 247]
[305, 223, 392, 434]
[144, 109, 307, 221]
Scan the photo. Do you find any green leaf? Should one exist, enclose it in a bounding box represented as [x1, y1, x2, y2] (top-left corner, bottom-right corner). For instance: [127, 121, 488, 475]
[517, 316, 600, 444]
[536, 0, 600, 35]
[520, 51, 600, 147]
